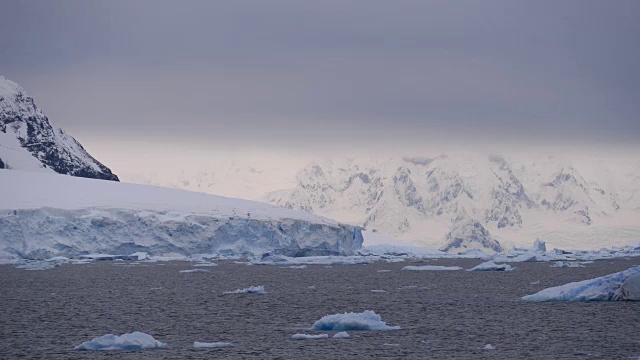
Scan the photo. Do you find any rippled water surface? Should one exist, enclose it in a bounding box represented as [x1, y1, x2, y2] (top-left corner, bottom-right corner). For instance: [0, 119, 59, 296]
[1, 258, 639, 359]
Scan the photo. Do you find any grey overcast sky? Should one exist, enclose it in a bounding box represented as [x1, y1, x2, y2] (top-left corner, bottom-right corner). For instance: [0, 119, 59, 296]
[1, 0, 639, 156]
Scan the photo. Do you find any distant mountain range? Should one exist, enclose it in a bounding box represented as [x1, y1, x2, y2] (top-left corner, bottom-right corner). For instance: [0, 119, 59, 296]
[125, 155, 640, 252]
[0, 76, 118, 181]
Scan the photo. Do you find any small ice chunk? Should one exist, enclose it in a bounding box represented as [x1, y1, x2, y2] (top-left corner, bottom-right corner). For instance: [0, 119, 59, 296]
[371, 290, 386, 293]
[484, 344, 495, 350]
[193, 341, 235, 348]
[74, 332, 168, 351]
[286, 265, 307, 269]
[193, 262, 218, 267]
[551, 261, 583, 268]
[402, 265, 462, 271]
[223, 285, 266, 294]
[310, 310, 400, 331]
[467, 261, 514, 272]
[377, 270, 391, 273]
[332, 332, 350, 338]
[179, 269, 209, 273]
[292, 333, 329, 340]
[530, 280, 540, 285]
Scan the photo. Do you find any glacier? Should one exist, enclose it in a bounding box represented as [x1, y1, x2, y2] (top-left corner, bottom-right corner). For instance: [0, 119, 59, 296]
[0, 170, 363, 260]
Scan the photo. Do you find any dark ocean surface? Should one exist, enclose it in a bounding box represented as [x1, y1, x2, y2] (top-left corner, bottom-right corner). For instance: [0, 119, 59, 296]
[1, 258, 639, 359]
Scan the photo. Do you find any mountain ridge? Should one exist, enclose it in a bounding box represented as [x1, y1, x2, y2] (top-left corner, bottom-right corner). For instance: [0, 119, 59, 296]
[0, 76, 118, 181]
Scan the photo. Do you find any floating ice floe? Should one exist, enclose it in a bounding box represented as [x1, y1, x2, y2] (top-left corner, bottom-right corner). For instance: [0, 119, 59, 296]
[74, 332, 168, 351]
[522, 266, 640, 301]
[310, 310, 400, 331]
[223, 285, 266, 295]
[286, 265, 307, 269]
[256, 255, 372, 266]
[193, 262, 218, 267]
[179, 269, 209, 273]
[402, 265, 462, 271]
[467, 261, 515, 272]
[371, 290, 386, 293]
[193, 341, 235, 348]
[377, 270, 391, 273]
[484, 344, 495, 350]
[14, 260, 63, 271]
[551, 261, 583, 268]
[292, 333, 329, 340]
[333, 332, 350, 338]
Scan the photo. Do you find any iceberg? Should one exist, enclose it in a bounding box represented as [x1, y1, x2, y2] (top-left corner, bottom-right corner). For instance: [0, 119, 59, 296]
[310, 310, 400, 331]
[615, 273, 640, 301]
[402, 265, 462, 271]
[74, 332, 168, 351]
[551, 261, 583, 268]
[291, 333, 329, 340]
[522, 266, 640, 301]
[332, 331, 350, 338]
[467, 261, 515, 272]
[532, 239, 546, 252]
[193, 341, 235, 348]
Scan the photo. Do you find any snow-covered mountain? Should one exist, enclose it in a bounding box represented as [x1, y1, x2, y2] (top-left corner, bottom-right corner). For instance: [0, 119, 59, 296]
[0, 76, 118, 181]
[263, 155, 640, 251]
[0, 170, 363, 260]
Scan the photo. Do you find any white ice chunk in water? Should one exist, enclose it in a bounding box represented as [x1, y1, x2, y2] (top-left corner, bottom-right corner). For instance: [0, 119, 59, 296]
[467, 261, 514, 271]
[310, 310, 400, 331]
[193, 341, 235, 348]
[371, 290, 386, 293]
[292, 333, 329, 340]
[74, 332, 168, 351]
[402, 265, 462, 271]
[332, 332, 350, 338]
[484, 344, 495, 350]
[551, 261, 583, 268]
[223, 285, 266, 294]
[179, 269, 209, 273]
[522, 266, 640, 302]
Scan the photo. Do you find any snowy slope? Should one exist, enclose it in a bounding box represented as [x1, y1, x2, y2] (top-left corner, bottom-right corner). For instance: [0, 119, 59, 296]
[0, 76, 118, 181]
[0, 170, 363, 259]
